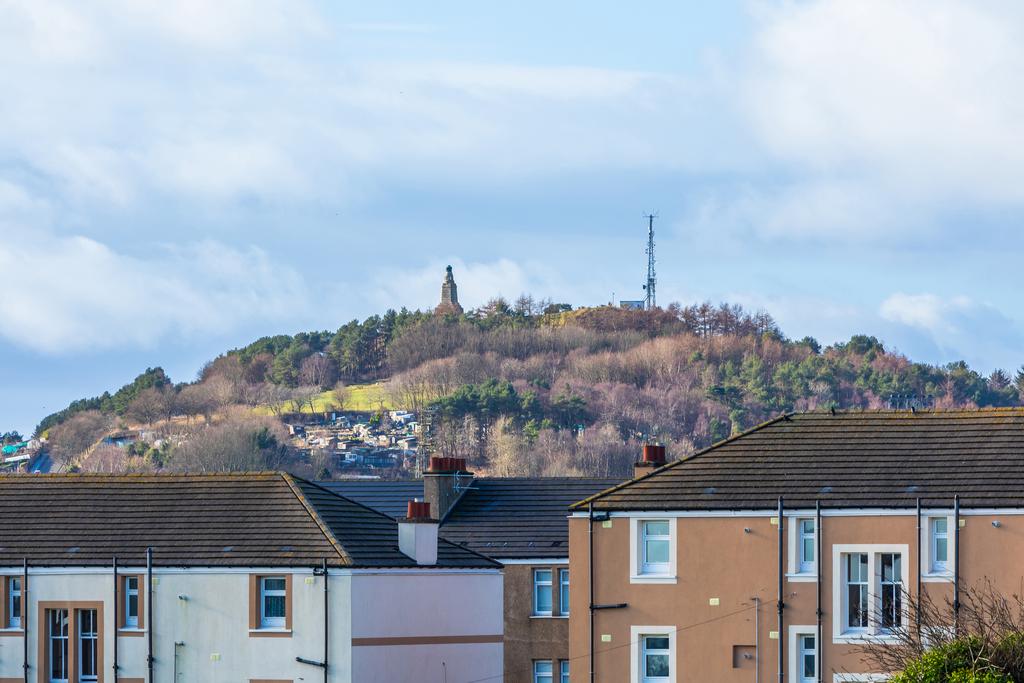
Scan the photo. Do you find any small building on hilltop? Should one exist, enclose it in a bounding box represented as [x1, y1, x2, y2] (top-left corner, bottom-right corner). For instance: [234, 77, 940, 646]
[434, 265, 464, 315]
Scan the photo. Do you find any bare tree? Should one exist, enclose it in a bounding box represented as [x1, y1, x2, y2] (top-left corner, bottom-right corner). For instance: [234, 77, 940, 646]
[166, 415, 289, 472]
[47, 410, 113, 468]
[126, 387, 168, 427]
[858, 578, 1024, 679]
[299, 354, 338, 389]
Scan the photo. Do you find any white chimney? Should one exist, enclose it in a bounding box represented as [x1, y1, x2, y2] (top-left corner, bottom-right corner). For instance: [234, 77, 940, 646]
[398, 500, 438, 565]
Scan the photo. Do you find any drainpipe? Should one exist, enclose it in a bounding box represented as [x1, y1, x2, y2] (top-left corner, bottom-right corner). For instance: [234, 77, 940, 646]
[954, 495, 961, 636]
[147, 547, 154, 683]
[113, 556, 119, 681]
[589, 502, 595, 683]
[22, 558, 28, 683]
[323, 558, 329, 683]
[752, 596, 760, 683]
[915, 498, 922, 639]
[777, 497, 784, 683]
[815, 501, 822, 683]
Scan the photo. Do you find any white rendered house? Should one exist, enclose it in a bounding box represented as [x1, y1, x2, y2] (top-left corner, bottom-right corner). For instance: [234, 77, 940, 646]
[0, 472, 503, 683]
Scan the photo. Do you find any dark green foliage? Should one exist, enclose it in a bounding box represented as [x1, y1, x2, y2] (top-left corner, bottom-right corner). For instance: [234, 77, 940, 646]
[35, 368, 170, 436]
[890, 636, 1015, 683]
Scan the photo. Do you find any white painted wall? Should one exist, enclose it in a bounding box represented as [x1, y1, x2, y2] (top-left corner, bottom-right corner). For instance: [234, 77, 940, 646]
[0, 566, 502, 683]
[351, 571, 504, 683]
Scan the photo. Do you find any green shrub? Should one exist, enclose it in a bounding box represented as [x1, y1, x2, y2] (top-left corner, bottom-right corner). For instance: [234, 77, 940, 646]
[891, 638, 1011, 683]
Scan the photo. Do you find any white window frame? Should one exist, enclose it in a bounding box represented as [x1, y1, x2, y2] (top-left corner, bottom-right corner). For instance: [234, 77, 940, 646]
[832, 544, 909, 643]
[922, 515, 953, 579]
[629, 518, 677, 584]
[533, 569, 553, 617]
[124, 576, 139, 628]
[788, 625, 818, 683]
[629, 625, 676, 683]
[533, 660, 553, 683]
[878, 553, 903, 634]
[8, 577, 21, 629]
[48, 608, 69, 683]
[560, 660, 570, 683]
[787, 516, 819, 580]
[78, 609, 98, 683]
[559, 568, 570, 616]
[259, 576, 287, 629]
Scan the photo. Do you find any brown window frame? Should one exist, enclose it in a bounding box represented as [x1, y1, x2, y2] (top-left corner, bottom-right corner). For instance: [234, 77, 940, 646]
[248, 574, 292, 638]
[37, 601, 104, 683]
[116, 575, 145, 636]
[1, 575, 26, 633]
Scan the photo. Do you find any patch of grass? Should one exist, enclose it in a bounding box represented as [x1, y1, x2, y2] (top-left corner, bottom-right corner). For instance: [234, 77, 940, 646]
[253, 382, 395, 416]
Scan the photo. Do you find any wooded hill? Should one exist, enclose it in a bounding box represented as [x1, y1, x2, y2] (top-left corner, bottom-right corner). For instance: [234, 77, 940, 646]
[35, 299, 1024, 476]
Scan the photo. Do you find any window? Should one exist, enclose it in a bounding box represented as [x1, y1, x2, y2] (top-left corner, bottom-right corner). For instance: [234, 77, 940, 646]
[879, 553, 902, 632]
[534, 660, 553, 683]
[533, 570, 553, 616]
[78, 609, 98, 683]
[48, 609, 69, 683]
[125, 576, 139, 628]
[559, 568, 570, 616]
[846, 553, 869, 630]
[799, 634, 816, 683]
[798, 519, 816, 573]
[8, 577, 21, 629]
[642, 521, 671, 575]
[930, 517, 948, 572]
[642, 634, 671, 683]
[833, 545, 908, 641]
[250, 574, 291, 635]
[560, 660, 570, 683]
[260, 577, 287, 628]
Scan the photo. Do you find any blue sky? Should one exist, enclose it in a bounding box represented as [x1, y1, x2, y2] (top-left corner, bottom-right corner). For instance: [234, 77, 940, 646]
[2, 0, 1023, 434]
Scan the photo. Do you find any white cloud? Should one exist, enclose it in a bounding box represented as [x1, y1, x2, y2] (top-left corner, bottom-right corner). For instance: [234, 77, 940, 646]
[0, 226, 310, 354]
[879, 292, 1023, 370]
[719, 0, 1024, 240]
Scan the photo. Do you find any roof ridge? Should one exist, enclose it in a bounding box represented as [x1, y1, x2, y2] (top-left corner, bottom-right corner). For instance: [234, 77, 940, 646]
[304, 478, 501, 567]
[569, 413, 792, 510]
[280, 473, 353, 565]
[0, 471, 284, 479]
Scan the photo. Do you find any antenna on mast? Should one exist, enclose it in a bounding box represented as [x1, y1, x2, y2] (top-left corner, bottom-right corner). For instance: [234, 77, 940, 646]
[642, 213, 658, 310]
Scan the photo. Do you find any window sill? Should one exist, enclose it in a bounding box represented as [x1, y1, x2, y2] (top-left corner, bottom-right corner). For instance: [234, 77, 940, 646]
[118, 628, 146, 637]
[786, 572, 817, 583]
[833, 631, 901, 645]
[530, 615, 569, 619]
[629, 574, 677, 585]
[249, 628, 292, 638]
[922, 572, 953, 583]
[0, 628, 24, 637]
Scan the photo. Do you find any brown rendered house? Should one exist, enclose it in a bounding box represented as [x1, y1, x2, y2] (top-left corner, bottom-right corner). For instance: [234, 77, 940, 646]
[325, 459, 621, 683]
[568, 409, 1024, 683]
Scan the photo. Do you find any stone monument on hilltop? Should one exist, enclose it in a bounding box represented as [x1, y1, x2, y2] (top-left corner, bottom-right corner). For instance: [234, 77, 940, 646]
[434, 265, 464, 315]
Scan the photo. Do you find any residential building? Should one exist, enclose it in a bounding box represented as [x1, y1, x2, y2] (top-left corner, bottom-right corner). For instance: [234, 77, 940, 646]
[0, 472, 502, 683]
[326, 458, 620, 682]
[568, 409, 1024, 682]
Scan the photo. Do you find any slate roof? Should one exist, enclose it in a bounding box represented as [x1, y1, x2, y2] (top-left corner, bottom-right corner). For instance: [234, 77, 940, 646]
[0, 472, 498, 569]
[573, 409, 1024, 512]
[325, 477, 621, 559]
[322, 480, 424, 519]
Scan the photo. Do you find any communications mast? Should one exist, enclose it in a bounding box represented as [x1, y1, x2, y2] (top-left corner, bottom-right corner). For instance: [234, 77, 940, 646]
[642, 213, 657, 310]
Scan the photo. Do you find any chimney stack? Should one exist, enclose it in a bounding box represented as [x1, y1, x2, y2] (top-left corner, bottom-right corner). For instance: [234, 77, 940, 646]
[398, 499, 438, 566]
[423, 456, 472, 521]
[634, 444, 667, 479]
